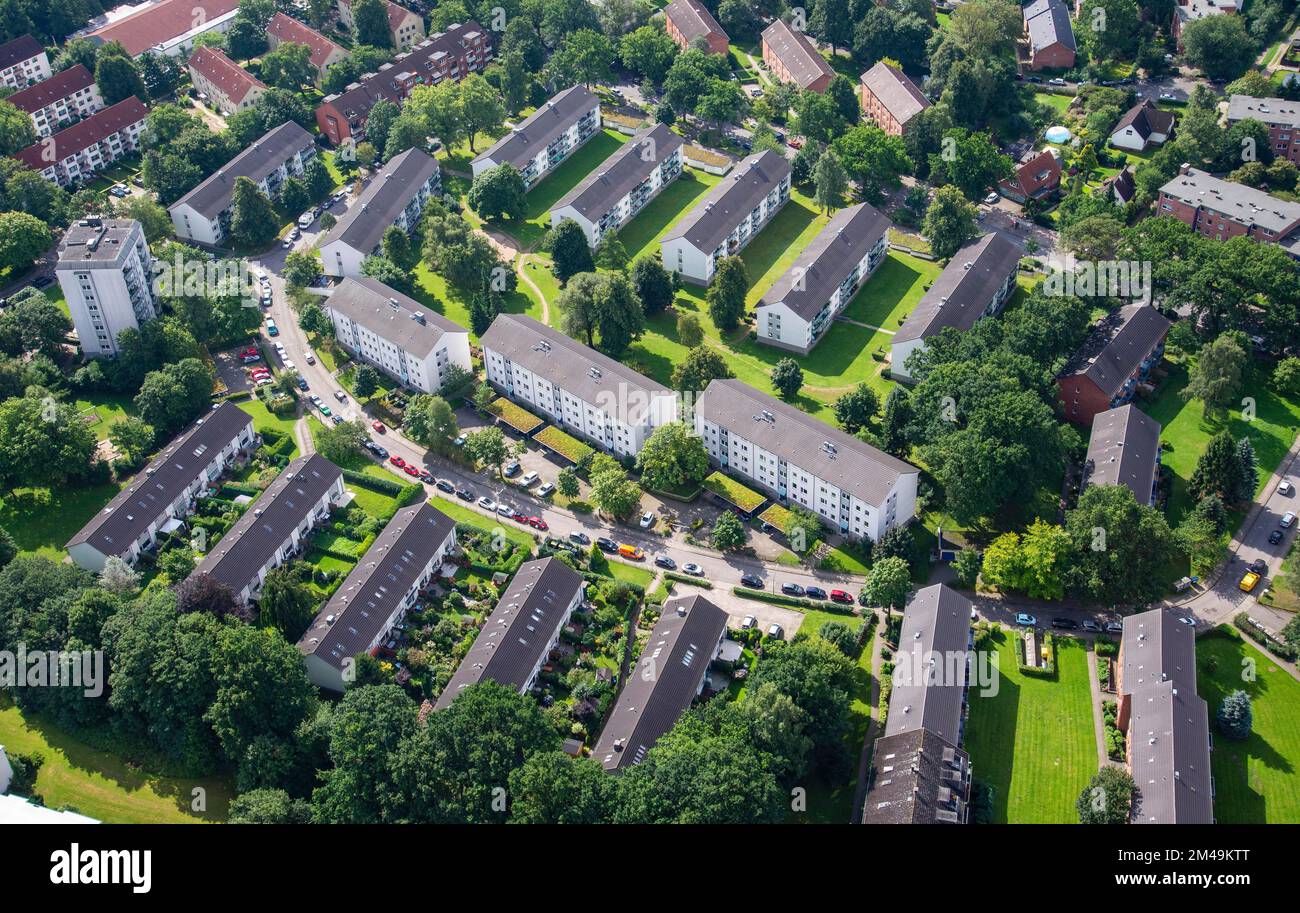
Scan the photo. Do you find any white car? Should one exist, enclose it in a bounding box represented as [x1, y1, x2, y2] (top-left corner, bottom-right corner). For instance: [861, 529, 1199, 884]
[740, 615, 756, 630]
[477, 496, 496, 511]
[767, 623, 784, 640]
[1280, 481, 1293, 496]
[537, 482, 555, 497]
[297, 212, 315, 229]
[520, 471, 539, 486]
[496, 504, 513, 517]
[283, 359, 296, 372]
[983, 192, 1000, 205]
[639, 511, 655, 528]
[1283, 512, 1297, 529]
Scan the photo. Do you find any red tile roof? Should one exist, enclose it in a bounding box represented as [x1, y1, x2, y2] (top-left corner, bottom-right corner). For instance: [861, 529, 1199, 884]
[6, 64, 96, 114]
[188, 46, 267, 105]
[267, 12, 345, 72]
[15, 96, 148, 171]
[1001, 148, 1061, 199]
[87, 0, 240, 56]
[0, 34, 45, 70]
[386, 0, 420, 31]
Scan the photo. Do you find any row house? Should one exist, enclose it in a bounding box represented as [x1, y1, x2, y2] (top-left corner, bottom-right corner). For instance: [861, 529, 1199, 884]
[337, 0, 425, 51]
[7, 64, 103, 138]
[1058, 304, 1172, 425]
[14, 96, 149, 187]
[267, 12, 347, 85]
[760, 19, 835, 93]
[663, 0, 729, 55]
[1226, 95, 1300, 166]
[859, 61, 930, 136]
[1082, 404, 1163, 508]
[1156, 163, 1300, 246]
[0, 34, 51, 89]
[56, 218, 158, 358]
[186, 46, 267, 115]
[471, 85, 601, 190]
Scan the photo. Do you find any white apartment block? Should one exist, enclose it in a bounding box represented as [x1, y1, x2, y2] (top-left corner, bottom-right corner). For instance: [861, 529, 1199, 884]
[325, 277, 471, 394]
[480, 314, 678, 459]
[549, 123, 684, 248]
[56, 218, 158, 358]
[186, 46, 267, 115]
[0, 35, 51, 89]
[14, 96, 148, 187]
[471, 85, 600, 190]
[7, 64, 104, 138]
[694, 379, 919, 540]
[661, 149, 791, 284]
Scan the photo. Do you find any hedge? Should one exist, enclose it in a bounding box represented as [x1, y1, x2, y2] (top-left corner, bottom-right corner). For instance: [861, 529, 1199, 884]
[1016, 629, 1057, 678]
[1233, 612, 1298, 660]
[665, 571, 712, 589]
[732, 586, 856, 614]
[342, 467, 405, 495]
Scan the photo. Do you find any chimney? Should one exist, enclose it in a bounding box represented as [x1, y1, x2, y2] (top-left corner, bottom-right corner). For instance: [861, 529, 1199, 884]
[1178, 162, 1192, 176]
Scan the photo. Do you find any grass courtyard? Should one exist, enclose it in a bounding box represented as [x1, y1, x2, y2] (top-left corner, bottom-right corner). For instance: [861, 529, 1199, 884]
[964, 629, 1098, 823]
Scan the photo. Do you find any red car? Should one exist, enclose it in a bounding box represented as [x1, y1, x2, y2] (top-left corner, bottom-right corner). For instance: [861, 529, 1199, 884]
[511, 510, 528, 523]
[418, 470, 433, 483]
[389, 455, 405, 468]
[829, 589, 853, 605]
[788, 137, 803, 149]
[528, 516, 548, 530]
[403, 465, 420, 477]
[372, 420, 386, 433]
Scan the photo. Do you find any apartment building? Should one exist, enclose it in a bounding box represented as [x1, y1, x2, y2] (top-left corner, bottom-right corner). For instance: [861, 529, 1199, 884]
[755, 202, 891, 355]
[663, 0, 729, 55]
[15, 96, 149, 187]
[319, 147, 441, 277]
[435, 557, 585, 709]
[298, 502, 456, 691]
[1021, 0, 1075, 70]
[186, 46, 267, 115]
[694, 379, 919, 540]
[549, 124, 684, 247]
[65, 403, 256, 572]
[1118, 608, 1215, 823]
[315, 22, 492, 146]
[1082, 404, 1163, 507]
[168, 121, 317, 246]
[1109, 99, 1175, 152]
[1226, 95, 1300, 165]
[761, 19, 835, 92]
[1157, 164, 1300, 247]
[859, 61, 930, 136]
[82, 0, 241, 57]
[266, 12, 347, 84]
[56, 218, 158, 358]
[0, 34, 51, 89]
[337, 0, 426, 50]
[481, 314, 678, 458]
[997, 148, 1062, 203]
[661, 149, 791, 284]
[7, 64, 103, 138]
[1058, 304, 1172, 425]
[189, 453, 346, 605]
[1172, 0, 1242, 52]
[890, 232, 1021, 383]
[471, 85, 601, 189]
[324, 277, 472, 394]
[594, 595, 728, 772]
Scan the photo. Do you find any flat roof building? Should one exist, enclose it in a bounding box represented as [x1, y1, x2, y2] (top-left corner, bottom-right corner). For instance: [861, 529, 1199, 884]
[56, 217, 158, 358]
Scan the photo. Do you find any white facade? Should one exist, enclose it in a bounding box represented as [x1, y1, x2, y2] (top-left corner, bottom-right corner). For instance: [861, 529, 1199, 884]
[0, 44, 50, 89]
[471, 100, 601, 189]
[661, 175, 790, 284]
[20, 99, 148, 187]
[169, 142, 317, 246]
[1110, 123, 1169, 152]
[319, 169, 440, 278]
[549, 145, 684, 247]
[328, 307, 471, 394]
[18, 73, 104, 138]
[56, 219, 158, 358]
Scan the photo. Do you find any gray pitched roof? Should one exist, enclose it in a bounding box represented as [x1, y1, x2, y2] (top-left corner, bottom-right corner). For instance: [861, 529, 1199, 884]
[472, 84, 597, 171]
[594, 594, 728, 771]
[893, 232, 1021, 344]
[435, 556, 584, 708]
[1127, 679, 1214, 824]
[190, 453, 342, 593]
[1062, 304, 1172, 399]
[318, 147, 439, 255]
[695, 379, 918, 507]
[757, 202, 891, 320]
[664, 0, 728, 44]
[1083, 404, 1162, 505]
[863, 728, 971, 824]
[1158, 166, 1300, 236]
[326, 276, 466, 358]
[1111, 99, 1175, 141]
[66, 403, 253, 555]
[297, 501, 455, 673]
[1024, 0, 1076, 52]
[1121, 608, 1197, 696]
[480, 314, 671, 425]
[551, 124, 683, 220]
[662, 149, 790, 252]
[1227, 94, 1300, 128]
[884, 584, 973, 746]
[859, 61, 929, 128]
[761, 19, 835, 90]
[170, 121, 315, 220]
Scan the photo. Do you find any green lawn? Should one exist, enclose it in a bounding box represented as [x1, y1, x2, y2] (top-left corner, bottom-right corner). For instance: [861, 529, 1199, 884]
[428, 493, 538, 551]
[964, 630, 1098, 823]
[71, 392, 139, 441]
[617, 168, 722, 262]
[1034, 91, 1073, 117]
[605, 560, 655, 589]
[840, 251, 940, 331]
[236, 397, 300, 454]
[0, 482, 124, 561]
[1197, 628, 1300, 824]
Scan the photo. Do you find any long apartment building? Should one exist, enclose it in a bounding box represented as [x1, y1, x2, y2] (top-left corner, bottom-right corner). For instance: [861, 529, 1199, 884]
[186, 46, 267, 115]
[189, 453, 346, 605]
[1118, 608, 1215, 823]
[319, 147, 441, 277]
[0, 34, 51, 89]
[337, 0, 426, 51]
[324, 277, 471, 394]
[7, 64, 103, 138]
[1157, 164, 1300, 248]
[65, 403, 256, 573]
[760, 19, 835, 93]
[594, 594, 729, 772]
[81, 0, 240, 57]
[1226, 95, 1300, 165]
[315, 21, 492, 146]
[755, 202, 891, 355]
[548, 124, 684, 248]
[694, 379, 919, 540]
[471, 85, 601, 190]
[267, 12, 347, 84]
[434, 557, 585, 710]
[481, 314, 677, 458]
[1058, 304, 1172, 425]
[864, 584, 974, 824]
[56, 218, 158, 358]
[14, 96, 148, 187]
[1082, 404, 1162, 507]
[890, 232, 1021, 383]
[299, 502, 456, 691]
[661, 149, 791, 284]
[169, 121, 317, 246]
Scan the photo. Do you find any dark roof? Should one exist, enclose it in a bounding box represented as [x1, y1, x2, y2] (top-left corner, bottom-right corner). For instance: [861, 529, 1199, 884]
[757, 202, 891, 320]
[325, 276, 467, 358]
[191, 453, 343, 593]
[0, 34, 45, 70]
[297, 502, 455, 672]
[1111, 99, 1175, 141]
[859, 61, 929, 127]
[761, 19, 835, 90]
[893, 232, 1021, 343]
[1024, 0, 1076, 53]
[884, 584, 972, 746]
[1061, 305, 1172, 399]
[863, 729, 971, 824]
[1083, 404, 1162, 504]
[7, 64, 95, 114]
[664, 0, 728, 44]
[267, 13, 344, 71]
[662, 149, 790, 252]
[15, 96, 148, 171]
[1106, 165, 1136, 203]
[169, 121, 315, 220]
[65, 403, 253, 555]
[88, 0, 241, 56]
[593, 594, 728, 771]
[319, 147, 439, 254]
[552, 124, 683, 220]
[473, 84, 598, 171]
[695, 379, 918, 507]
[187, 46, 267, 105]
[1127, 679, 1214, 824]
[57, 218, 142, 264]
[434, 557, 584, 709]
[1121, 608, 1197, 696]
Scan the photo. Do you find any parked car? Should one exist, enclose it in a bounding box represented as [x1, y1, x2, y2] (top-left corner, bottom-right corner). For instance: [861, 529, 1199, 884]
[740, 616, 756, 630]
[1015, 612, 1037, 626]
[638, 511, 655, 529]
[781, 583, 805, 597]
[404, 465, 420, 477]
[1051, 617, 1078, 630]
[528, 516, 548, 530]
[597, 537, 618, 552]
[1283, 511, 1297, 528]
[1248, 558, 1267, 575]
[504, 460, 521, 477]
[334, 390, 347, 403]
[829, 589, 853, 605]
[1270, 529, 1285, 545]
[983, 191, 999, 205]
[297, 377, 309, 391]
[1104, 621, 1123, 634]
[435, 479, 455, 494]
[455, 487, 474, 501]
[654, 555, 676, 569]
[1081, 620, 1102, 633]
[330, 414, 344, 425]
[568, 531, 590, 545]
[496, 504, 513, 517]
[767, 623, 784, 640]
[1240, 571, 1261, 593]
[537, 482, 555, 497]
[520, 471, 539, 486]
[297, 212, 315, 229]
[805, 586, 827, 600]
[682, 562, 703, 576]
[740, 573, 764, 589]
[389, 455, 405, 468]
[372, 420, 386, 433]
[618, 544, 644, 560]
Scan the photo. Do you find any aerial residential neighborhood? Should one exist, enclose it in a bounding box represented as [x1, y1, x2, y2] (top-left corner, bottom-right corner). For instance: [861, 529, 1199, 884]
[0, 0, 1298, 854]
